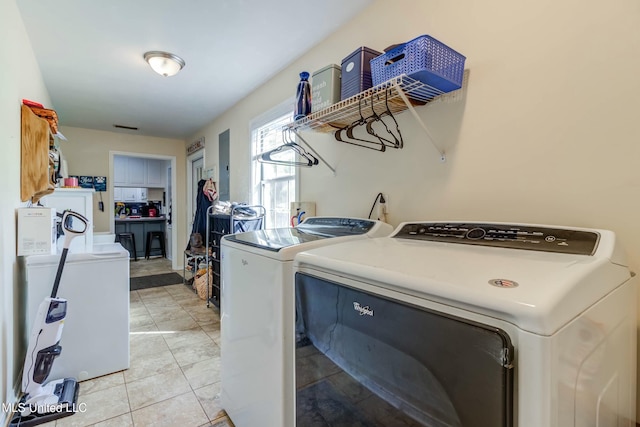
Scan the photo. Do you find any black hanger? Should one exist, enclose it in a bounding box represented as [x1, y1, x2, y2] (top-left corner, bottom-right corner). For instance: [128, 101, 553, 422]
[335, 97, 385, 152]
[366, 88, 403, 149]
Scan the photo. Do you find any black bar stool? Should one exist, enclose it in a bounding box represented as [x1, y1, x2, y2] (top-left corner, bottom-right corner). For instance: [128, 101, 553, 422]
[145, 231, 166, 259]
[116, 232, 137, 261]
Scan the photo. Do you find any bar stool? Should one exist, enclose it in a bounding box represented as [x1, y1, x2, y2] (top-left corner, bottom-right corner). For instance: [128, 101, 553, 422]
[116, 232, 137, 261]
[145, 231, 166, 259]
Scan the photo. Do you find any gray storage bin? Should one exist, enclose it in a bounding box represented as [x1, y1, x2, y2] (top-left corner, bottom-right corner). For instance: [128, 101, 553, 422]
[311, 64, 341, 112]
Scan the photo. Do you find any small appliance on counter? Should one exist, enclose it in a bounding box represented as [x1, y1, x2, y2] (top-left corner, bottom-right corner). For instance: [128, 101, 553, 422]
[129, 204, 141, 216]
[141, 201, 161, 217]
[114, 201, 162, 218]
[115, 203, 129, 218]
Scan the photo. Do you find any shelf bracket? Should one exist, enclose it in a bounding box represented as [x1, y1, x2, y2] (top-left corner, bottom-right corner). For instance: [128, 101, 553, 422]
[394, 83, 446, 162]
[291, 129, 337, 175]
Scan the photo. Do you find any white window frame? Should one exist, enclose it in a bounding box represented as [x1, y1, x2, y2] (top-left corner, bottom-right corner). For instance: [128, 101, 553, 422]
[250, 98, 299, 228]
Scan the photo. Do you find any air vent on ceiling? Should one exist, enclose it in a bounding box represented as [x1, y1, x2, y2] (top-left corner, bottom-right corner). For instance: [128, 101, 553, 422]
[113, 124, 138, 131]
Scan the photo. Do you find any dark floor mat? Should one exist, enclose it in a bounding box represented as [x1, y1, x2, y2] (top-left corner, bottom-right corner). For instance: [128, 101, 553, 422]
[130, 272, 183, 291]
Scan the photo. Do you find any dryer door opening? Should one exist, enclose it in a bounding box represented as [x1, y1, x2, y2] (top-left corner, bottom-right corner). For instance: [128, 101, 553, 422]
[295, 273, 514, 427]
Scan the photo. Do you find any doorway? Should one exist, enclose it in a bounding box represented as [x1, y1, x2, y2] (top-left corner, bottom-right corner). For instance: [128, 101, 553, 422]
[187, 152, 204, 238]
[109, 151, 178, 270]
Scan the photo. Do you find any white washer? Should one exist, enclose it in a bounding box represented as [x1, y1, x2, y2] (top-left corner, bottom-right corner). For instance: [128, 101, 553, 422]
[220, 217, 393, 427]
[293, 221, 637, 427]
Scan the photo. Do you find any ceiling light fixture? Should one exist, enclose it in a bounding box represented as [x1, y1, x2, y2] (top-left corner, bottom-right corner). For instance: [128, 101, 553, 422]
[143, 51, 185, 77]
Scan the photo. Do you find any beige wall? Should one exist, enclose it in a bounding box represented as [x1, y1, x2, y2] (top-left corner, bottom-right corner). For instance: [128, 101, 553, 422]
[195, 0, 640, 280]
[0, 0, 53, 420]
[192, 0, 640, 416]
[196, 0, 640, 243]
[58, 126, 187, 263]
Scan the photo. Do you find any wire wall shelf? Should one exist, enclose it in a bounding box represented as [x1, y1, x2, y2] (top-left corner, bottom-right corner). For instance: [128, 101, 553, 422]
[287, 75, 452, 134]
[283, 72, 468, 169]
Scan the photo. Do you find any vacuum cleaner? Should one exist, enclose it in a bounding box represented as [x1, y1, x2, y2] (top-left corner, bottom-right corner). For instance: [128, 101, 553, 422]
[9, 210, 89, 427]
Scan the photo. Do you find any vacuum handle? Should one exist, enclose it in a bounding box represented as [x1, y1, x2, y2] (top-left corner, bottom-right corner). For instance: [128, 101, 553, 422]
[61, 210, 89, 249]
[51, 210, 89, 298]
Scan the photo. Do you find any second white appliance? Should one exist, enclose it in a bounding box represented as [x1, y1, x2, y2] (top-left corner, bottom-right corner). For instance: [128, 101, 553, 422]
[220, 217, 393, 427]
[24, 242, 130, 381]
[39, 188, 94, 253]
[293, 221, 637, 426]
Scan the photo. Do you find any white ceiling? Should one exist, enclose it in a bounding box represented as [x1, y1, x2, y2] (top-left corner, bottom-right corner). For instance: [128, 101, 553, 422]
[17, 0, 372, 139]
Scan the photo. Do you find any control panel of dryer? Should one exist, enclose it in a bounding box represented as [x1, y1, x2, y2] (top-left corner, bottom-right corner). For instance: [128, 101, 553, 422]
[298, 217, 376, 237]
[393, 222, 600, 255]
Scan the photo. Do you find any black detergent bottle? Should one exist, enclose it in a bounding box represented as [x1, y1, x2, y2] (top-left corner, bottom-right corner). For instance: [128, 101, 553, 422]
[294, 71, 311, 120]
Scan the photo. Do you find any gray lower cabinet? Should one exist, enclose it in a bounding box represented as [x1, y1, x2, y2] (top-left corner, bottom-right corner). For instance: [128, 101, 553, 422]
[115, 220, 166, 259]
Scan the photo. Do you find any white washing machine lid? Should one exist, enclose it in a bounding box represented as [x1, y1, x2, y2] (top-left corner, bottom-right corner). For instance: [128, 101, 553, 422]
[294, 221, 632, 336]
[222, 227, 329, 251]
[221, 217, 393, 260]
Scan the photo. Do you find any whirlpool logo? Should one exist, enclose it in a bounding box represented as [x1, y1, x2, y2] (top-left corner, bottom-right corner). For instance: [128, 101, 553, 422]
[353, 302, 374, 317]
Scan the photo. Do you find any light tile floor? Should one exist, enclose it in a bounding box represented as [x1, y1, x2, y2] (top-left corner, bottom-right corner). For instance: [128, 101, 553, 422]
[38, 258, 234, 427]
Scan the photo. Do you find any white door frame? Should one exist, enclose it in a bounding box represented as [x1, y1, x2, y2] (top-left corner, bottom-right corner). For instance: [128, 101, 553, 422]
[186, 151, 205, 243]
[109, 151, 179, 270]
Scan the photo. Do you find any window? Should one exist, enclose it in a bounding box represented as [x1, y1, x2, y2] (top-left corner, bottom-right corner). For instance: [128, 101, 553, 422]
[251, 106, 296, 228]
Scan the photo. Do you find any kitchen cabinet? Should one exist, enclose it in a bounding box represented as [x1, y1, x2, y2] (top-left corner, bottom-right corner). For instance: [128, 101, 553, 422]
[113, 156, 129, 186]
[20, 105, 52, 202]
[128, 157, 146, 186]
[121, 188, 138, 202]
[146, 159, 165, 187]
[113, 156, 165, 188]
[119, 187, 147, 202]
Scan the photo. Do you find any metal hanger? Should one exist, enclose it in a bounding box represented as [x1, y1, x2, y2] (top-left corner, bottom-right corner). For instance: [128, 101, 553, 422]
[259, 143, 314, 167]
[285, 128, 319, 165]
[258, 129, 318, 167]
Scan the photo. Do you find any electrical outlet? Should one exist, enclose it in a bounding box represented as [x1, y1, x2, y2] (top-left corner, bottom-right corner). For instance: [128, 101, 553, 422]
[290, 202, 316, 225]
[380, 193, 388, 213]
[377, 193, 388, 223]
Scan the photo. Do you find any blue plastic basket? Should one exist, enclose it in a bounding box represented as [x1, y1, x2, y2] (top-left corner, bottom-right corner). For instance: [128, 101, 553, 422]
[371, 35, 466, 93]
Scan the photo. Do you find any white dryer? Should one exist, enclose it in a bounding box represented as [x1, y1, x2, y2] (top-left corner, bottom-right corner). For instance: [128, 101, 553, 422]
[220, 217, 393, 427]
[293, 221, 637, 427]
